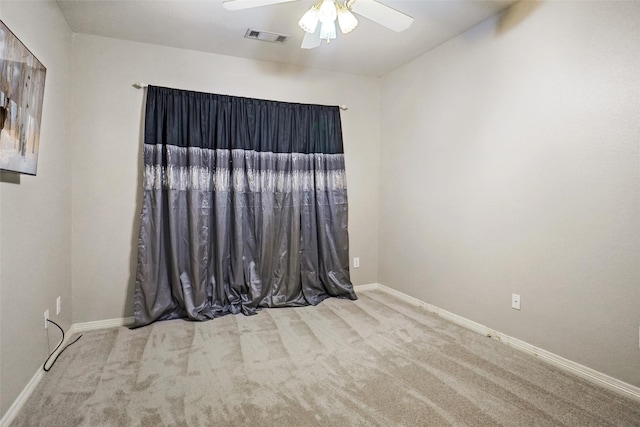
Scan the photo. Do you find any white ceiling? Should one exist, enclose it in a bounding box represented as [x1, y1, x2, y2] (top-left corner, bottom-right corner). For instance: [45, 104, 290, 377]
[56, 0, 518, 77]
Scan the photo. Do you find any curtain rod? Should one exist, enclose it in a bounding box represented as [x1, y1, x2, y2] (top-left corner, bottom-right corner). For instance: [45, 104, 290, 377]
[133, 82, 348, 111]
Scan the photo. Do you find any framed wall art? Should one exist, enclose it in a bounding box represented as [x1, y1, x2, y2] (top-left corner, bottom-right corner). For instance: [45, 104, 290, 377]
[0, 19, 46, 175]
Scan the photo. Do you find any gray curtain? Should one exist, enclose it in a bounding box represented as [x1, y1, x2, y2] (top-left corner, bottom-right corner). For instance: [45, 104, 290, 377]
[133, 86, 356, 327]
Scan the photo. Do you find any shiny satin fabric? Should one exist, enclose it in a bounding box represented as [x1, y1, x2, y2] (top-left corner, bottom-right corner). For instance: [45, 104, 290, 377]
[133, 86, 356, 327]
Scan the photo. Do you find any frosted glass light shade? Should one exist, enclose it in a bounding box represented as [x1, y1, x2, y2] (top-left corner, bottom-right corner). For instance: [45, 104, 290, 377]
[319, 20, 336, 41]
[337, 7, 358, 34]
[318, 0, 337, 24]
[298, 8, 319, 33]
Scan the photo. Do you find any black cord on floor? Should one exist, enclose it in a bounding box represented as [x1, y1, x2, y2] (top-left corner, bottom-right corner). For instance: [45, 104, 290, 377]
[43, 319, 82, 372]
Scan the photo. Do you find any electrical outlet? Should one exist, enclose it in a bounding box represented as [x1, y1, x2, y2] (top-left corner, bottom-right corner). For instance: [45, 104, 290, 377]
[512, 293, 521, 310]
[353, 257, 360, 268]
[44, 310, 49, 329]
[56, 296, 61, 315]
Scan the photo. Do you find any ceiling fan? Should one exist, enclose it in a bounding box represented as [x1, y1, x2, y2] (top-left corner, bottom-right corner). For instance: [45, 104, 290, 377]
[222, 0, 414, 49]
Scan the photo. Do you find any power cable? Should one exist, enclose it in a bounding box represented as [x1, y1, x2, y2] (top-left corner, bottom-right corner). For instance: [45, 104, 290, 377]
[43, 319, 82, 372]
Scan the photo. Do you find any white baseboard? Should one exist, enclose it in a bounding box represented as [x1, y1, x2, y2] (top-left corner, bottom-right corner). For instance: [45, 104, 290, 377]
[69, 316, 134, 335]
[0, 316, 133, 427]
[354, 283, 382, 293]
[0, 368, 43, 427]
[357, 283, 640, 402]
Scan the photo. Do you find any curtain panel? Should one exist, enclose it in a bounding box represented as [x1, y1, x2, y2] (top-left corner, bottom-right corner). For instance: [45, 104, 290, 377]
[133, 86, 356, 327]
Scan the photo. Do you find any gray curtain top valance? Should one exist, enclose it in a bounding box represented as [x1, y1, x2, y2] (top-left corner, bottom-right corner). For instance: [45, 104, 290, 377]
[144, 86, 345, 154]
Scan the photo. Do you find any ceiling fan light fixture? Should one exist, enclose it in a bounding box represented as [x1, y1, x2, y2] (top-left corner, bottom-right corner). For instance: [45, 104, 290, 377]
[298, 5, 320, 33]
[336, 3, 358, 34]
[319, 20, 336, 42]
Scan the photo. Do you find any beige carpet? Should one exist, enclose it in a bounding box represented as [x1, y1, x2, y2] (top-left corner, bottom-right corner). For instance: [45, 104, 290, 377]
[12, 290, 640, 426]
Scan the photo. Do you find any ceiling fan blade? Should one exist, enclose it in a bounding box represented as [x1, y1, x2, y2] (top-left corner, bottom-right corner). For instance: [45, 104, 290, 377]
[222, 0, 297, 11]
[350, 0, 414, 32]
[301, 28, 321, 49]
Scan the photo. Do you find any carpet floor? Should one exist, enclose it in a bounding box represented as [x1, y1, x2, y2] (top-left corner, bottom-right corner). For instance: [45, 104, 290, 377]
[11, 289, 640, 426]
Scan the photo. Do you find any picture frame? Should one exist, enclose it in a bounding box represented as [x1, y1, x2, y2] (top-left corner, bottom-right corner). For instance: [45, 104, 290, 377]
[0, 19, 46, 175]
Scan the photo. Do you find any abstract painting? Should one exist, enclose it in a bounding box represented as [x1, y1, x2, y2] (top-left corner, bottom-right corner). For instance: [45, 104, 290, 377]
[0, 20, 46, 175]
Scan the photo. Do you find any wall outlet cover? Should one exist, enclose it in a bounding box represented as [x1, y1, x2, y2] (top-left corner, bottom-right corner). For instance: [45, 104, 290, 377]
[512, 293, 521, 310]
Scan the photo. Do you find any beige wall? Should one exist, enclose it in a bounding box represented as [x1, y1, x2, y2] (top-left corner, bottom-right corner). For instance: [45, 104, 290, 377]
[379, 1, 639, 386]
[70, 34, 380, 323]
[0, 0, 73, 417]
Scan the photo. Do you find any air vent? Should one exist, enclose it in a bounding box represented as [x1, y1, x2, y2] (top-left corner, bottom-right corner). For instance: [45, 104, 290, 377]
[244, 29, 289, 44]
